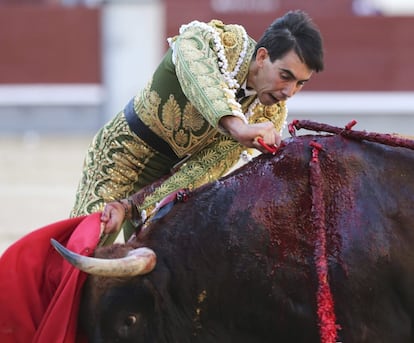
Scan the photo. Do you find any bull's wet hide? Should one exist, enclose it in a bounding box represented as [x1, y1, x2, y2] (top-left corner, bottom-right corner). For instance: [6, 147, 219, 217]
[58, 121, 414, 342]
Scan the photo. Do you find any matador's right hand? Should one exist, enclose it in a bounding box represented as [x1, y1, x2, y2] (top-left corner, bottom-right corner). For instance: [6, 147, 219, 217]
[219, 116, 281, 154]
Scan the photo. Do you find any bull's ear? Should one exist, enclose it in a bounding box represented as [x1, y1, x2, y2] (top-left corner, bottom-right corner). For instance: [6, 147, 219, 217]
[142, 277, 165, 309]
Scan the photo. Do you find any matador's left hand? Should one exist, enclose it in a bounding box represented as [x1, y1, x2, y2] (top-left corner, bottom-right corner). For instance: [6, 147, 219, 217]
[100, 201, 126, 235]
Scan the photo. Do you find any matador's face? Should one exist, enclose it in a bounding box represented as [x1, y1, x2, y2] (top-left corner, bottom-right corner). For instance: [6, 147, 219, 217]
[251, 48, 313, 106]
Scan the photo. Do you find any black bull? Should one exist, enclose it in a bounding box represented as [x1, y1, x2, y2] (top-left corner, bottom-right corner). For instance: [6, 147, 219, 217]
[54, 122, 414, 343]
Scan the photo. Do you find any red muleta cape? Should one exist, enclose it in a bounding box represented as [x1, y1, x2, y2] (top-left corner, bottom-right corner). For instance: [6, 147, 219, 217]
[0, 213, 101, 343]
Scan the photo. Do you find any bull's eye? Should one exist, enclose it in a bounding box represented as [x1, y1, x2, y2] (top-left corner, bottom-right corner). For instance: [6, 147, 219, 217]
[125, 314, 137, 327]
[117, 314, 139, 338]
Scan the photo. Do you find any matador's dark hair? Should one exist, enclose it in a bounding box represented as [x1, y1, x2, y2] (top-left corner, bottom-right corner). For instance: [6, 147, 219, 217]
[253, 10, 324, 72]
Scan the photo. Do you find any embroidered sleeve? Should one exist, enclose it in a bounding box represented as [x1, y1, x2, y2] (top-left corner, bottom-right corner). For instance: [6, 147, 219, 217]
[137, 135, 242, 213]
[169, 21, 249, 128]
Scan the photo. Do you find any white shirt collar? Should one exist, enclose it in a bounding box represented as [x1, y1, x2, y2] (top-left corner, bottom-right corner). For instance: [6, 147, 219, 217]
[240, 81, 256, 97]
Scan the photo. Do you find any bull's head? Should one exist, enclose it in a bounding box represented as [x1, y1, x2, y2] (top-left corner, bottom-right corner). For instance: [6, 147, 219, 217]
[51, 239, 164, 342]
[50, 239, 156, 277]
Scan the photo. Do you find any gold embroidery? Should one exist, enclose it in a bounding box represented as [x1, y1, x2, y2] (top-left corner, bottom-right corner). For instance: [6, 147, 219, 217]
[140, 84, 219, 158]
[183, 102, 204, 131]
[208, 20, 253, 83]
[209, 19, 224, 28]
[162, 95, 181, 131]
[71, 112, 161, 217]
[221, 31, 237, 49]
[249, 102, 287, 133]
[175, 129, 188, 147]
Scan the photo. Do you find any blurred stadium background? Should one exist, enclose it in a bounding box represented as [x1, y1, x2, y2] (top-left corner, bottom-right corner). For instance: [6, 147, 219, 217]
[1, 0, 413, 254]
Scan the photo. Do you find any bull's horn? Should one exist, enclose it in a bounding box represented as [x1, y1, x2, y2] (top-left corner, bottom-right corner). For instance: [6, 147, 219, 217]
[50, 239, 156, 277]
